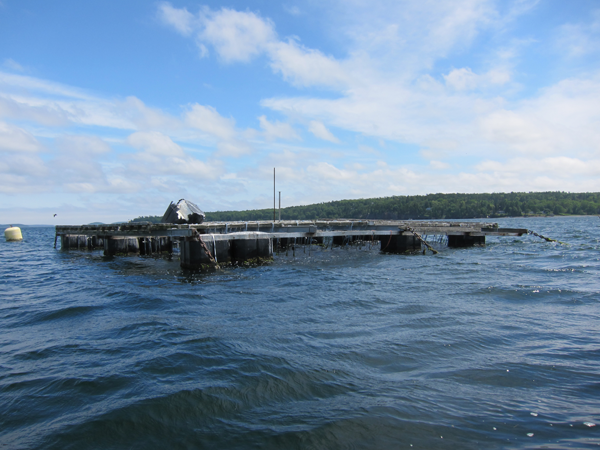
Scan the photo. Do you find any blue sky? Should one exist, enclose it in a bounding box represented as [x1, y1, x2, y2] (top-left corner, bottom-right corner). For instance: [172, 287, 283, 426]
[1, 0, 599, 224]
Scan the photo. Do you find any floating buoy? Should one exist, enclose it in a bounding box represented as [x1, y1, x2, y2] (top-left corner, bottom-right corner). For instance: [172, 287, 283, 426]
[4, 226, 23, 241]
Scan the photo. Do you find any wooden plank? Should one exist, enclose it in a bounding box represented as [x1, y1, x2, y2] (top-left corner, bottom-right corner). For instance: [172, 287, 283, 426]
[55, 220, 529, 241]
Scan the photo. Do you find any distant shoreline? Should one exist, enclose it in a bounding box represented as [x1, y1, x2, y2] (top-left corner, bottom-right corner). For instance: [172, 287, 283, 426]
[3, 214, 598, 228]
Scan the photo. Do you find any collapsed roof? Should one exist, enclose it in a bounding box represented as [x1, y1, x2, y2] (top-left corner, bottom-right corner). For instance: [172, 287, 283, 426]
[160, 199, 205, 224]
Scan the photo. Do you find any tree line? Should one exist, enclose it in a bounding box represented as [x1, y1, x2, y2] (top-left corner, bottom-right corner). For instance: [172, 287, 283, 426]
[131, 191, 600, 223]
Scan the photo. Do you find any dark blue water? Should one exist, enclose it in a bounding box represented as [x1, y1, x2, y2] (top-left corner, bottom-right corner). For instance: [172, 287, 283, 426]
[1, 217, 600, 449]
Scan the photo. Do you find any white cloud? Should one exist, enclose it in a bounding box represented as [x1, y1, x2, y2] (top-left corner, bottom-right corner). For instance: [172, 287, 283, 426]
[200, 7, 276, 63]
[160, 4, 276, 63]
[125, 149, 223, 181]
[330, 0, 496, 73]
[283, 5, 301, 16]
[216, 140, 252, 157]
[258, 115, 300, 141]
[308, 120, 340, 143]
[267, 40, 349, 88]
[165, 156, 222, 179]
[444, 67, 480, 91]
[118, 96, 180, 130]
[157, 2, 195, 36]
[49, 154, 108, 190]
[308, 162, 353, 181]
[56, 135, 111, 155]
[183, 103, 254, 156]
[557, 12, 600, 57]
[430, 160, 451, 170]
[478, 76, 600, 156]
[487, 68, 511, 85]
[0, 153, 48, 177]
[127, 131, 184, 157]
[185, 104, 236, 140]
[158, 4, 348, 88]
[3, 59, 25, 72]
[0, 71, 92, 100]
[0, 74, 181, 132]
[0, 95, 69, 126]
[0, 122, 42, 152]
[64, 183, 97, 193]
[475, 157, 600, 177]
[265, 66, 600, 162]
[443, 67, 510, 91]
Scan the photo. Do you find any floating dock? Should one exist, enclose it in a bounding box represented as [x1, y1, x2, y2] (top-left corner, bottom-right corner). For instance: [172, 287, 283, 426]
[55, 220, 527, 269]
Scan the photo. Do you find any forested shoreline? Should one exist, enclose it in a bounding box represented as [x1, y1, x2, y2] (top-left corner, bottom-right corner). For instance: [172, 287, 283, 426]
[132, 192, 600, 223]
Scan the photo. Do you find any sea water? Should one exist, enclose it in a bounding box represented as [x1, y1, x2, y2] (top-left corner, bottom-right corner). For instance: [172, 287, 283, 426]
[1, 217, 599, 449]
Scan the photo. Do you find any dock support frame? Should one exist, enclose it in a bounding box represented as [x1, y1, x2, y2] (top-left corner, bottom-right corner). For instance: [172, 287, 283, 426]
[447, 234, 485, 247]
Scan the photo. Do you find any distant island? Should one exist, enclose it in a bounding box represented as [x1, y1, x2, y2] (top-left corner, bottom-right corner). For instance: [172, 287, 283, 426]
[131, 191, 600, 223]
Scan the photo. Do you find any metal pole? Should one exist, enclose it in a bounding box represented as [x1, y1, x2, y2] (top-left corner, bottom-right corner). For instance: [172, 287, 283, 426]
[279, 191, 281, 221]
[273, 168, 276, 222]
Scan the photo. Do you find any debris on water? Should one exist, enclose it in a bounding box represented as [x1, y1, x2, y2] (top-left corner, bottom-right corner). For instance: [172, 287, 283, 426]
[493, 427, 497, 431]
[531, 412, 538, 417]
[507, 369, 510, 372]
[527, 433, 534, 437]
[584, 422, 596, 427]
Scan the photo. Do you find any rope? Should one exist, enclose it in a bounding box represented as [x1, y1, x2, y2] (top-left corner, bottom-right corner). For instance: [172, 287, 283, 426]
[528, 230, 565, 245]
[381, 231, 393, 251]
[405, 227, 439, 255]
[193, 229, 220, 269]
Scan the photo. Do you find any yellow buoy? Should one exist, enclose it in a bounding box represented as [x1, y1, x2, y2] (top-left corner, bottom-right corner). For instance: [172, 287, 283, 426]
[4, 226, 23, 241]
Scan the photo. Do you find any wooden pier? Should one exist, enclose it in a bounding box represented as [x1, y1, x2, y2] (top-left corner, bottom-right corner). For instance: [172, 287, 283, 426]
[55, 220, 527, 269]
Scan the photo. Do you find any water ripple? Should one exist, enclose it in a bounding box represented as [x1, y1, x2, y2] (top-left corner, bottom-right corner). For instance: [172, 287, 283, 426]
[2, 218, 600, 448]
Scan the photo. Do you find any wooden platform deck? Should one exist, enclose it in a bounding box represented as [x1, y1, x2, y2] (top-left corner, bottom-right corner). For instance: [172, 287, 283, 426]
[55, 219, 527, 240]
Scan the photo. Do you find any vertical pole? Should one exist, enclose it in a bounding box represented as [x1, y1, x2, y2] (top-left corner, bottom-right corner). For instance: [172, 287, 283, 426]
[273, 168, 276, 222]
[279, 191, 281, 221]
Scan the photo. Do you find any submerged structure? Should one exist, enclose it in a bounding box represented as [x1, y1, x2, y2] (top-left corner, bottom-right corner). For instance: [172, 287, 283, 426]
[54, 219, 528, 270]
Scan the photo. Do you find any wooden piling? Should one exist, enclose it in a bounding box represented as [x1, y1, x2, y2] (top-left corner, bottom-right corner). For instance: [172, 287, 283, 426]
[104, 237, 139, 256]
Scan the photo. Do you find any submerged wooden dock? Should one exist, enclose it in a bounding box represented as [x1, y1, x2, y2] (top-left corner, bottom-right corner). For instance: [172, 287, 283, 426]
[55, 220, 527, 269]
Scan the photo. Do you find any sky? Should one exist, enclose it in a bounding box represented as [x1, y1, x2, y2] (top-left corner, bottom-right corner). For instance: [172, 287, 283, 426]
[1, 0, 599, 224]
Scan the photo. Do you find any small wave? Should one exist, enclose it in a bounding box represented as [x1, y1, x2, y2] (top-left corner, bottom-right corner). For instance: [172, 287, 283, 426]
[28, 305, 99, 325]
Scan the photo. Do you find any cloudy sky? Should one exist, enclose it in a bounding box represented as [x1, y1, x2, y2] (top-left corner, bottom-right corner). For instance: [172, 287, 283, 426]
[1, 0, 599, 224]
